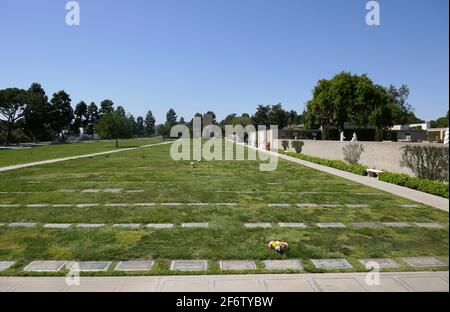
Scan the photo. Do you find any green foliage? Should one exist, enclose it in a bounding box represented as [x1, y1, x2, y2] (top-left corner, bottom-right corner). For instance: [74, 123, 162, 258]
[85, 102, 99, 137]
[291, 140, 304, 153]
[157, 124, 171, 139]
[0, 88, 27, 145]
[400, 145, 449, 182]
[95, 109, 134, 147]
[305, 72, 395, 140]
[251, 103, 289, 128]
[23, 83, 52, 143]
[144, 110, 156, 136]
[378, 172, 449, 198]
[99, 99, 114, 116]
[386, 85, 422, 125]
[430, 111, 449, 128]
[280, 150, 368, 176]
[281, 140, 289, 151]
[49, 90, 74, 142]
[166, 109, 177, 126]
[342, 143, 364, 165]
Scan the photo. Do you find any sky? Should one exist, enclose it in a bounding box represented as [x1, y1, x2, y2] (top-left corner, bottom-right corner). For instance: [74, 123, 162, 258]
[0, 0, 448, 123]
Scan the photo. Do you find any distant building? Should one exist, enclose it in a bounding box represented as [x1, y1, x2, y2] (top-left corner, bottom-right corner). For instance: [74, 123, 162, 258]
[390, 122, 430, 131]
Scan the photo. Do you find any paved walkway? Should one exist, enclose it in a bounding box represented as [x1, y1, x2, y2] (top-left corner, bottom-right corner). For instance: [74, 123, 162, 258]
[0, 271, 448, 292]
[253, 145, 449, 212]
[0, 141, 173, 173]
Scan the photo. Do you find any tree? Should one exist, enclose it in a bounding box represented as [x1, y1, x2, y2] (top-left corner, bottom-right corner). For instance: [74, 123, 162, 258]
[99, 99, 114, 117]
[329, 71, 355, 133]
[49, 90, 74, 142]
[95, 109, 134, 147]
[23, 83, 51, 142]
[287, 110, 300, 126]
[156, 124, 171, 139]
[305, 72, 399, 141]
[251, 105, 271, 127]
[179, 117, 186, 125]
[268, 103, 289, 128]
[85, 102, 99, 138]
[135, 116, 145, 136]
[387, 85, 422, 124]
[166, 109, 177, 126]
[203, 111, 216, 125]
[144, 110, 156, 136]
[0, 88, 26, 145]
[430, 111, 449, 128]
[71, 101, 88, 135]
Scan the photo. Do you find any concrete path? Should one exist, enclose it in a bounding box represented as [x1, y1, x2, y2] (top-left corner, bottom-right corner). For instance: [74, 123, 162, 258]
[0, 271, 448, 292]
[246, 144, 449, 212]
[0, 141, 173, 173]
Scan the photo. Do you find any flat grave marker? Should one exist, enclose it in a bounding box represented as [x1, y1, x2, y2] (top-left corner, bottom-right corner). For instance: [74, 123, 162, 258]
[43, 224, 72, 229]
[414, 223, 444, 229]
[0, 261, 15, 272]
[311, 259, 353, 270]
[382, 222, 411, 228]
[263, 260, 302, 271]
[316, 222, 346, 228]
[24, 261, 68, 272]
[146, 223, 173, 229]
[181, 223, 209, 228]
[170, 260, 208, 271]
[402, 257, 446, 268]
[75, 261, 112, 272]
[278, 223, 307, 228]
[113, 224, 141, 229]
[244, 223, 272, 228]
[219, 260, 256, 271]
[350, 222, 378, 228]
[359, 259, 401, 269]
[115, 261, 154, 271]
[76, 224, 105, 229]
[8, 222, 37, 228]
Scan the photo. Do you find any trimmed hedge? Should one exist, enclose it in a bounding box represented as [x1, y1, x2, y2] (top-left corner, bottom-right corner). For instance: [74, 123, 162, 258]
[378, 172, 449, 199]
[279, 150, 368, 176]
[277, 150, 449, 199]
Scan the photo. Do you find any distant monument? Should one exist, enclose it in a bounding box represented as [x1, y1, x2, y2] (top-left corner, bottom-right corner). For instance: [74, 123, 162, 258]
[444, 128, 449, 145]
[351, 132, 358, 142]
[340, 131, 346, 142]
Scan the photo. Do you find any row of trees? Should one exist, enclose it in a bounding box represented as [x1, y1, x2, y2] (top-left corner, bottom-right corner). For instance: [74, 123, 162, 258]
[0, 83, 156, 145]
[304, 72, 422, 140]
[153, 105, 303, 139]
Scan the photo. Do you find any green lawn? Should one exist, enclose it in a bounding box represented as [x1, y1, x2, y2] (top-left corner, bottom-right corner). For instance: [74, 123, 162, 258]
[0, 141, 448, 276]
[0, 137, 162, 167]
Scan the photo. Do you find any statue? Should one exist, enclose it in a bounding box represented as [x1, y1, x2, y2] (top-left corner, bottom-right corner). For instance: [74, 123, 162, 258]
[351, 132, 358, 142]
[444, 128, 449, 145]
[340, 131, 346, 142]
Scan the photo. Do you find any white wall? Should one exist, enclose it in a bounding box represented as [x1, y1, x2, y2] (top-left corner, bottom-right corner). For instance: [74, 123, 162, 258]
[274, 139, 445, 175]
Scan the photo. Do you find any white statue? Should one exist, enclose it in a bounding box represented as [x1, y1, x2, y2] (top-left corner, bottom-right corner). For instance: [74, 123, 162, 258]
[444, 128, 449, 145]
[340, 131, 346, 142]
[351, 132, 358, 142]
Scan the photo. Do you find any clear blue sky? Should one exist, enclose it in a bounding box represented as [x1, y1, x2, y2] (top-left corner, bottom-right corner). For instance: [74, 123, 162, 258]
[0, 0, 448, 123]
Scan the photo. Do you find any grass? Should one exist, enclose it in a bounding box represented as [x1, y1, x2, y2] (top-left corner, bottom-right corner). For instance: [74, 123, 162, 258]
[0, 137, 162, 167]
[0, 140, 448, 276]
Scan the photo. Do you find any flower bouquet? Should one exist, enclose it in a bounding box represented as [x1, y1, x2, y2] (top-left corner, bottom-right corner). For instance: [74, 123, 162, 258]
[268, 240, 288, 254]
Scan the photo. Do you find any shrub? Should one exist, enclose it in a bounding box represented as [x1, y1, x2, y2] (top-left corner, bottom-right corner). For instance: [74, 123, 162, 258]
[281, 140, 289, 151]
[400, 145, 449, 182]
[342, 143, 364, 165]
[282, 150, 368, 176]
[378, 172, 449, 198]
[291, 140, 304, 153]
